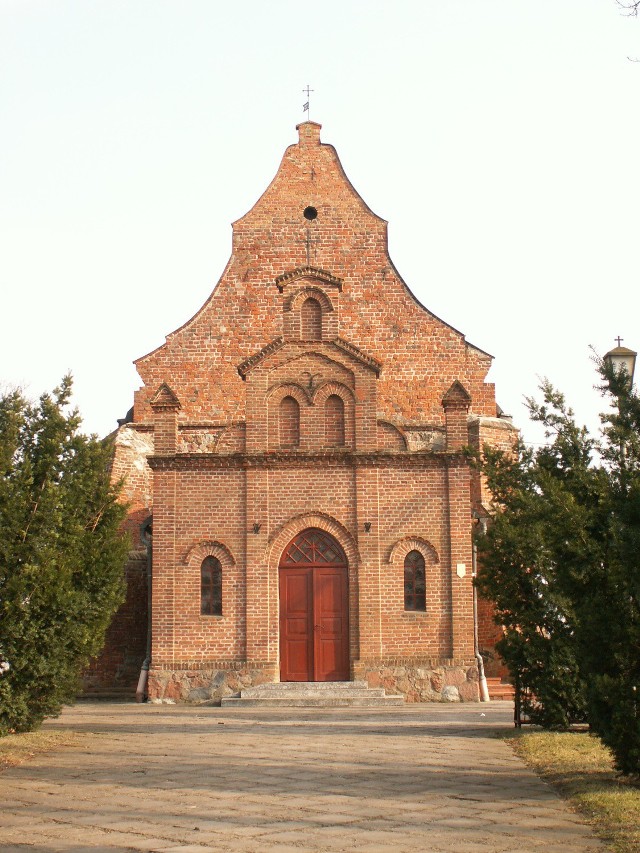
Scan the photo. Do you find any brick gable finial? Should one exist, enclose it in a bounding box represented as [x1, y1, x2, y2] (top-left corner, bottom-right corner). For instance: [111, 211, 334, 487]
[150, 382, 181, 412]
[441, 380, 471, 410]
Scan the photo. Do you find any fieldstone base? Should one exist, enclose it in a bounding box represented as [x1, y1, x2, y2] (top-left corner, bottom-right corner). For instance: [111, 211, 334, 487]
[148, 660, 479, 704]
[148, 664, 277, 704]
[353, 659, 480, 703]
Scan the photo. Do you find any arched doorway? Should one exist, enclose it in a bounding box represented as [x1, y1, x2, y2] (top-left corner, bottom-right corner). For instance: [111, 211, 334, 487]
[279, 527, 349, 682]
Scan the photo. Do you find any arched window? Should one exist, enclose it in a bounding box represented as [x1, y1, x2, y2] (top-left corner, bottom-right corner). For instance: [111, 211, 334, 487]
[404, 550, 426, 611]
[201, 556, 222, 615]
[301, 297, 322, 340]
[279, 396, 300, 447]
[325, 394, 345, 446]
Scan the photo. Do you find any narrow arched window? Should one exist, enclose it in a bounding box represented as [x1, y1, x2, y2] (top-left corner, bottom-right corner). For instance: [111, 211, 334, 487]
[201, 556, 222, 616]
[404, 550, 426, 611]
[301, 297, 322, 340]
[325, 394, 345, 447]
[279, 396, 300, 447]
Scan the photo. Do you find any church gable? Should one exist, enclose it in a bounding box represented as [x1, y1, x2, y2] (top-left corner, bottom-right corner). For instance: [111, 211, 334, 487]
[133, 122, 495, 431]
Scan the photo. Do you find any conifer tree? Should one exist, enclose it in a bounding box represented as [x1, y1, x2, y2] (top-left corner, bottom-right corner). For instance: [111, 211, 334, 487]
[474, 361, 640, 774]
[0, 377, 128, 734]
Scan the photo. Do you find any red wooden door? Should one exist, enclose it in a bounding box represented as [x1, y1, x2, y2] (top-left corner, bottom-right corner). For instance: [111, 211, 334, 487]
[279, 529, 349, 682]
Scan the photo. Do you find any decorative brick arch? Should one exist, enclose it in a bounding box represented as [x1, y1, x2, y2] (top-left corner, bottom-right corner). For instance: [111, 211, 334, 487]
[266, 512, 360, 570]
[311, 380, 355, 406]
[283, 286, 337, 341]
[266, 382, 312, 406]
[387, 536, 439, 567]
[285, 285, 334, 315]
[387, 536, 441, 616]
[267, 383, 311, 450]
[312, 381, 355, 449]
[184, 540, 236, 570]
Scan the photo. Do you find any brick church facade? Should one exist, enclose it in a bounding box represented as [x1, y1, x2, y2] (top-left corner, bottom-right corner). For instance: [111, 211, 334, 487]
[90, 121, 516, 703]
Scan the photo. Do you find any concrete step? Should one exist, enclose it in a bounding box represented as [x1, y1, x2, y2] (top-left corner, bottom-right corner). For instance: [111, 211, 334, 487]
[221, 680, 405, 708]
[221, 695, 405, 708]
[247, 680, 370, 691]
[239, 681, 387, 699]
[78, 689, 136, 702]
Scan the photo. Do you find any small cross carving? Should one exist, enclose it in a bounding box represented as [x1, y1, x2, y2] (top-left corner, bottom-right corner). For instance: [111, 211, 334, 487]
[303, 228, 317, 265]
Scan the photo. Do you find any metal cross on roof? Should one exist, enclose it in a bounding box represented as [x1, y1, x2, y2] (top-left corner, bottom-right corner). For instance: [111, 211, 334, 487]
[302, 84, 314, 118]
[616, 336, 624, 347]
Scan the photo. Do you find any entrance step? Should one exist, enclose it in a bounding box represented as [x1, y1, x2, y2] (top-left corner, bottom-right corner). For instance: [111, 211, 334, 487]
[485, 677, 515, 701]
[221, 680, 405, 708]
[78, 686, 136, 702]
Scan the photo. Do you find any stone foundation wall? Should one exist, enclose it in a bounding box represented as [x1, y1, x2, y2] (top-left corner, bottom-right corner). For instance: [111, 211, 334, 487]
[354, 659, 480, 703]
[147, 664, 277, 704]
[148, 660, 480, 704]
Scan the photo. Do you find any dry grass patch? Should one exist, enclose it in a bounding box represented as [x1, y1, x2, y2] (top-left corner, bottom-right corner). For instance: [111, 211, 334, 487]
[508, 730, 640, 853]
[0, 729, 82, 771]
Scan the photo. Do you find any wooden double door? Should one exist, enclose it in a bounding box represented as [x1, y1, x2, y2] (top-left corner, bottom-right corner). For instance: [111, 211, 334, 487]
[279, 528, 349, 682]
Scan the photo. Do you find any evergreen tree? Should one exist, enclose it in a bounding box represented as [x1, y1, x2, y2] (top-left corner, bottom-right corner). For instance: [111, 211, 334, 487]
[474, 362, 640, 774]
[0, 377, 128, 735]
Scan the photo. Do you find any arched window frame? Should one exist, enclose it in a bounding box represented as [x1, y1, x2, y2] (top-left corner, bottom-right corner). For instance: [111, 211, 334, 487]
[325, 394, 346, 447]
[201, 556, 222, 616]
[387, 537, 439, 615]
[300, 296, 323, 341]
[184, 541, 235, 620]
[403, 550, 426, 612]
[279, 395, 300, 448]
[312, 382, 355, 450]
[283, 285, 336, 341]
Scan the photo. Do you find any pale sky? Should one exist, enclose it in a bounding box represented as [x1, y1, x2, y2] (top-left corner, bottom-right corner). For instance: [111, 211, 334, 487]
[1, 1, 639, 445]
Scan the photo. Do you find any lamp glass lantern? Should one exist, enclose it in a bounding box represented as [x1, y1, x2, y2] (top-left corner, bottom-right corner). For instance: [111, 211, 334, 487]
[604, 341, 637, 386]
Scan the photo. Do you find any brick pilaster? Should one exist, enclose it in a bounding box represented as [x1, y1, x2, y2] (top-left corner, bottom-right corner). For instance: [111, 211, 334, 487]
[149, 383, 181, 666]
[445, 458, 475, 659]
[442, 382, 474, 659]
[151, 468, 177, 665]
[355, 467, 382, 660]
[244, 466, 272, 665]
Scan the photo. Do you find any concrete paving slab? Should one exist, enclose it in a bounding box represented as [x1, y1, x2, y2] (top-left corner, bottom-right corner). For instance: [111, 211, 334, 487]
[0, 701, 604, 851]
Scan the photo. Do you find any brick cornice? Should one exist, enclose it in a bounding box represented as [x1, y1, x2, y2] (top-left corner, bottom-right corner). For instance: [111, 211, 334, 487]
[237, 335, 381, 378]
[331, 337, 382, 376]
[237, 336, 286, 378]
[147, 450, 463, 471]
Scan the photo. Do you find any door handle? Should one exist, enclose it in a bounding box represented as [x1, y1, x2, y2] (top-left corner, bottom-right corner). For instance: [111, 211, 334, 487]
[314, 625, 322, 630]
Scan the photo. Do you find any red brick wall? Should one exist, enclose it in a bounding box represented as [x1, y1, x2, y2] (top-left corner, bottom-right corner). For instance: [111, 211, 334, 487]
[98, 122, 517, 702]
[133, 122, 495, 431]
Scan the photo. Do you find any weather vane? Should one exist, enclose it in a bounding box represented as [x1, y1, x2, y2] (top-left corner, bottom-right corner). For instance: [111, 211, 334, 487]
[302, 85, 314, 119]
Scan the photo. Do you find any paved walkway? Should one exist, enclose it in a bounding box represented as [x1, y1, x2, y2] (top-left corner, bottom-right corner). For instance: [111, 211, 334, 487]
[0, 701, 602, 853]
